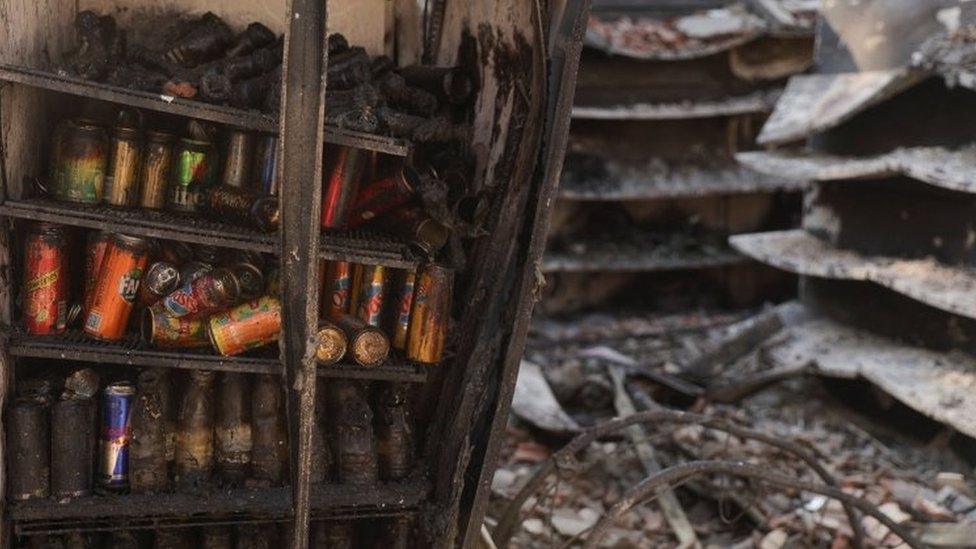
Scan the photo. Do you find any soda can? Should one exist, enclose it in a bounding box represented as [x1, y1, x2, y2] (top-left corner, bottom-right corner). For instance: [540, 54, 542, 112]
[51, 397, 97, 498]
[253, 133, 279, 196]
[50, 119, 109, 204]
[321, 146, 367, 229]
[315, 320, 348, 366]
[229, 262, 265, 301]
[139, 130, 176, 209]
[221, 130, 252, 189]
[161, 268, 240, 319]
[159, 240, 194, 266]
[321, 261, 352, 318]
[332, 313, 389, 367]
[83, 231, 112, 315]
[130, 369, 169, 494]
[208, 186, 280, 232]
[328, 380, 378, 484]
[142, 305, 211, 349]
[167, 137, 217, 213]
[98, 382, 136, 490]
[371, 207, 449, 257]
[179, 261, 214, 285]
[374, 383, 415, 481]
[23, 223, 68, 335]
[8, 398, 50, 500]
[352, 264, 386, 327]
[215, 372, 252, 485]
[346, 168, 418, 228]
[175, 370, 216, 490]
[390, 270, 416, 351]
[208, 296, 281, 356]
[135, 261, 181, 309]
[105, 127, 143, 207]
[407, 264, 453, 365]
[84, 234, 151, 341]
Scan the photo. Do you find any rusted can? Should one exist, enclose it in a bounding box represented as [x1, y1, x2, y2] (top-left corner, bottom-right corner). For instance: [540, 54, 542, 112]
[254, 134, 279, 196]
[229, 262, 265, 301]
[105, 127, 143, 207]
[332, 313, 389, 367]
[390, 270, 416, 351]
[374, 383, 415, 481]
[161, 268, 240, 319]
[142, 305, 211, 350]
[51, 397, 97, 498]
[50, 119, 108, 204]
[312, 522, 354, 549]
[329, 380, 378, 484]
[176, 370, 216, 490]
[215, 372, 252, 485]
[98, 382, 136, 490]
[407, 264, 453, 365]
[130, 368, 169, 494]
[315, 321, 348, 366]
[208, 186, 280, 232]
[8, 398, 50, 500]
[207, 296, 281, 356]
[321, 146, 367, 229]
[352, 264, 386, 327]
[251, 374, 285, 486]
[167, 137, 218, 213]
[135, 262, 181, 309]
[347, 168, 418, 228]
[23, 223, 69, 335]
[221, 130, 252, 188]
[321, 261, 353, 318]
[84, 234, 151, 341]
[373, 207, 449, 257]
[201, 527, 232, 549]
[158, 372, 178, 473]
[83, 231, 112, 316]
[139, 131, 176, 209]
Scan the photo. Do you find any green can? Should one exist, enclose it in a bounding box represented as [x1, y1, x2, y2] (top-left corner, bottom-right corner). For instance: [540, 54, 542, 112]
[166, 138, 218, 213]
[50, 119, 109, 204]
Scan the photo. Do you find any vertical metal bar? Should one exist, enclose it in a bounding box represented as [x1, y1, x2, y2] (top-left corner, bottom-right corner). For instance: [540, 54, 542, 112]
[278, 0, 329, 547]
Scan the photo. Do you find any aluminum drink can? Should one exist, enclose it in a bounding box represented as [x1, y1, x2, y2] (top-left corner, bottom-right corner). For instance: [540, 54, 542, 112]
[105, 127, 143, 207]
[371, 207, 450, 257]
[161, 268, 240, 318]
[50, 120, 108, 204]
[332, 313, 389, 367]
[167, 137, 217, 213]
[179, 261, 214, 285]
[208, 296, 281, 356]
[407, 264, 453, 364]
[390, 269, 417, 351]
[321, 261, 352, 318]
[139, 131, 176, 209]
[159, 240, 194, 266]
[84, 234, 150, 341]
[83, 231, 112, 315]
[23, 223, 68, 335]
[229, 262, 265, 301]
[346, 168, 418, 228]
[321, 146, 366, 228]
[98, 382, 136, 490]
[51, 398, 97, 498]
[353, 264, 386, 327]
[221, 130, 252, 188]
[254, 133, 279, 196]
[8, 398, 50, 500]
[208, 186, 280, 232]
[135, 262, 181, 309]
[141, 305, 211, 349]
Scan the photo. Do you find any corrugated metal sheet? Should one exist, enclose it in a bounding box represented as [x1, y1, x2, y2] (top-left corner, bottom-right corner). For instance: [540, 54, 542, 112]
[730, 229, 976, 320]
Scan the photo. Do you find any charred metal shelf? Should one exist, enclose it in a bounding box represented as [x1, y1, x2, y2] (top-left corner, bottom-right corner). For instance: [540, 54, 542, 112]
[318, 358, 428, 383]
[0, 198, 421, 269]
[542, 239, 746, 273]
[7, 329, 281, 375]
[0, 64, 411, 157]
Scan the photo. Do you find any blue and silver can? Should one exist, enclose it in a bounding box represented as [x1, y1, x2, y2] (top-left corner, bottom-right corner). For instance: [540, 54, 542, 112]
[98, 381, 136, 489]
[253, 134, 279, 196]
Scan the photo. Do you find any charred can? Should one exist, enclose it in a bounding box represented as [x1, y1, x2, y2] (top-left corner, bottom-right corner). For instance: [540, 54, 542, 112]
[407, 264, 453, 364]
[105, 127, 143, 207]
[391, 270, 416, 351]
[52, 397, 97, 497]
[208, 296, 281, 356]
[84, 231, 112, 315]
[129, 369, 169, 494]
[159, 240, 194, 266]
[374, 383, 414, 481]
[175, 370, 216, 490]
[372, 207, 449, 257]
[161, 268, 240, 318]
[254, 134, 279, 196]
[180, 261, 214, 285]
[8, 398, 50, 500]
[352, 264, 386, 327]
[135, 262, 181, 309]
[142, 305, 211, 349]
[208, 186, 280, 232]
[230, 262, 265, 301]
[321, 146, 367, 228]
[333, 313, 389, 367]
[98, 382, 136, 489]
[84, 234, 151, 341]
[321, 261, 353, 318]
[347, 168, 418, 228]
[139, 131, 176, 209]
[23, 223, 68, 335]
[315, 321, 348, 366]
[266, 268, 281, 297]
[250, 375, 285, 485]
[329, 381, 378, 484]
[167, 137, 217, 213]
[215, 373, 252, 484]
[50, 119, 109, 204]
[221, 130, 252, 188]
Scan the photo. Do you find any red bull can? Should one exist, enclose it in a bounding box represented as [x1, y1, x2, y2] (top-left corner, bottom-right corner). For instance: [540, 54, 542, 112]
[98, 382, 136, 490]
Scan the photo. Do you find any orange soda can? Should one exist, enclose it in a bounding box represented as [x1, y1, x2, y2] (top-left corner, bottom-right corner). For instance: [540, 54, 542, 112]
[84, 234, 150, 341]
[83, 231, 112, 315]
[321, 261, 353, 319]
[208, 296, 281, 356]
[352, 264, 386, 327]
[407, 264, 452, 364]
[141, 305, 211, 350]
[23, 223, 69, 335]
